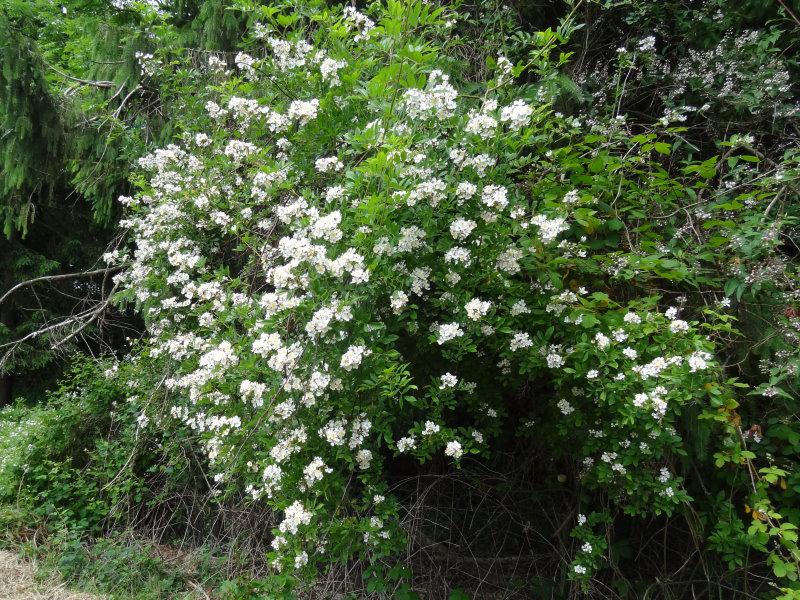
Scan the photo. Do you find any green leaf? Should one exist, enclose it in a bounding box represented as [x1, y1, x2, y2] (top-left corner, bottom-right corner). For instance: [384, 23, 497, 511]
[653, 142, 671, 155]
[589, 155, 606, 173]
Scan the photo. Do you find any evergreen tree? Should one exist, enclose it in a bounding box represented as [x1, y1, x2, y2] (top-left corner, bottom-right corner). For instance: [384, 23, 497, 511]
[0, 0, 247, 404]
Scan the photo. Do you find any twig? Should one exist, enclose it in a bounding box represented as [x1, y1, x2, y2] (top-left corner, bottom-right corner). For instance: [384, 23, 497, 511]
[51, 283, 119, 349]
[113, 86, 142, 119]
[777, 0, 800, 28]
[0, 282, 118, 355]
[0, 266, 123, 306]
[763, 185, 786, 217]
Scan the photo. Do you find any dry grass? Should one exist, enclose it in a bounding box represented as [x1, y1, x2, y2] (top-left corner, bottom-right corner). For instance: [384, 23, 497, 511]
[0, 550, 104, 600]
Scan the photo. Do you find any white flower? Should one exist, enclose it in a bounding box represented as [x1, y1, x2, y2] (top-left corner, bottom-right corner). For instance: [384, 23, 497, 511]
[622, 347, 638, 360]
[499, 99, 532, 130]
[530, 214, 569, 243]
[287, 99, 320, 124]
[510, 300, 530, 316]
[456, 181, 477, 200]
[205, 100, 226, 119]
[194, 133, 211, 147]
[638, 35, 656, 52]
[315, 156, 344, 173]
[303, 457, 331, 487]
[436, 322, 465, 344]
[445, 440, 463, 459]
[309, 211, 343, 243]
[658, 467, 671, 483]
[349, 414, 372, 449]
[240, 380, 267, 407]
[397, 436, 417, 452]
[356, 449, 373, 469]
[450, 218, 477, 241]
[496, 55, 513, 82]
[546, 351, 565, 369]
[305, 306, 336, 337]
[422, 421, 440, 435]
[397, 225, 426, 252]
[636, 356, 669, 379]
[279, 501, 313, 534]
[586, 369, 599, 379]
[234, 51, 255, 71]
[594, 332, 611, 349]
[319, 56, 346, 85]
[341, 345, 370, 371]
[510, 331, 533, 351]
[320, 419, 348, 446]
[623, 312, 642, 324]
[563, 189, 580, 205]
[465, 298, 492, 320]
[688, 350, 711, 372]
[669, 319, 689, 333]
[440, 373, 458, 388]
[444, 246, 471, 266]
[390, 290, 409, 314]
[343, 6, 375, 41]
[224, 140, 259, 162]
[403, 70, 457, 120]
[557, 398, 574, 415]
[496, 246, 522, 273]
[465, 111, 497, 139]
[481, 184, 508, 210]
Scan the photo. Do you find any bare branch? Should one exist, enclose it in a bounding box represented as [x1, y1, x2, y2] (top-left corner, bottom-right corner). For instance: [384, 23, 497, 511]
[113, 86, 142, 119]
[0, 266, 123, 307]
[0, 282, 119, 371]
[51, 285, 119, 350]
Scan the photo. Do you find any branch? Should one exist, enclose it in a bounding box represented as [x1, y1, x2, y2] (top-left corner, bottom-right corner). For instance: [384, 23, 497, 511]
[777, 0, 800, 29]
[0, 305, 96, 351]
[46, 62, 115, 89]
[0, 282, 119, 368]
[763, 185, 787, 217]
[0, 266, 123, 307]
[51, 284, 118, 350]
[113, 86, 141, 119]
[108, 77, 130, 103]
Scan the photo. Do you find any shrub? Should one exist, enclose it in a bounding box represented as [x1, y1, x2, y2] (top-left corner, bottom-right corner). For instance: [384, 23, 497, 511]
[96, 0, 800, 593]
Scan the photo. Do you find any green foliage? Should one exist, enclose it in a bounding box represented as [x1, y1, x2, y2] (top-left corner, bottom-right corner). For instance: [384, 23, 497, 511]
[0, 10, 64, 237]
[0, 359, 136, 533]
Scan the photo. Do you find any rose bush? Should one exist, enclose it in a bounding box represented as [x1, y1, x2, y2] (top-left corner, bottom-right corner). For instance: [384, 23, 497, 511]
[94, 0, 800, 591]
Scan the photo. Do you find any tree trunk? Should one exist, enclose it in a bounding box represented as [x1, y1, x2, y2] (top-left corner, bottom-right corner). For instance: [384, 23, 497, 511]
[0, 232, 15, 406]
